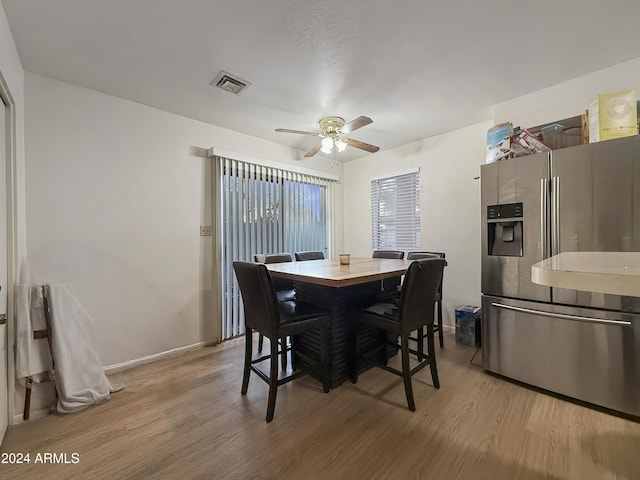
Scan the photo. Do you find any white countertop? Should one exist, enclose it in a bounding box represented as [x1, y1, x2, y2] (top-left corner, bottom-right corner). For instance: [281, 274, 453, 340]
[531, 252, 640, 297]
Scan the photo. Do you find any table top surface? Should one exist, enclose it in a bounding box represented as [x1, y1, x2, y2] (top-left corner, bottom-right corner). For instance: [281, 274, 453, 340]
[531, 251, 640, 297]
[266, 257, 412, 287]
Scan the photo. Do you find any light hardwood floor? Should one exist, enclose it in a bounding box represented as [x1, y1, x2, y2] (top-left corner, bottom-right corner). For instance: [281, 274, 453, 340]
[1, 333, 639, 480]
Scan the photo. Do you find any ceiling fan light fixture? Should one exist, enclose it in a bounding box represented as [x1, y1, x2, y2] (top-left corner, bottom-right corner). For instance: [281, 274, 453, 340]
[321, 137, 333, 154]
[275, 115, 379, 158]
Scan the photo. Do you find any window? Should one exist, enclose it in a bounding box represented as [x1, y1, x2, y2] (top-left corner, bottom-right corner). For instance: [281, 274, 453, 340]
[371, 170, 420, 251]
[218, 156, 335, 339]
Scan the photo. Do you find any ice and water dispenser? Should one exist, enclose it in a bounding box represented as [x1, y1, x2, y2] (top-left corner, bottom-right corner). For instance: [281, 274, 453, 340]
[486, 202, 523, 257]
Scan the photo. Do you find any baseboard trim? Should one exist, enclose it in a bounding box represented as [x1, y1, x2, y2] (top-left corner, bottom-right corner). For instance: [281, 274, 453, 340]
[104, 342, 207, 375]
[13, 406, 51, 425]
[12, 343, 208, 424]
[442, 324, 455, 333]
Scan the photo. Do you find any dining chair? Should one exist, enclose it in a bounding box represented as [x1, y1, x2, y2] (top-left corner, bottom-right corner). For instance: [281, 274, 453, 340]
[254, 253, 296, 302]
[233, 261, 330, 422]
[253, 253, 295, 364]
[352, 257, 446, 411]
[372, 250, 405, 300]
[407, 251, 446, 349]
[294, 251, 325, 261]
[372, 250, 404, 259]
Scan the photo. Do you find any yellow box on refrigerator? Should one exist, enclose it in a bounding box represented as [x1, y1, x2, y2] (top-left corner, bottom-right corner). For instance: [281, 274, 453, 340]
[588, 90, 638, 143]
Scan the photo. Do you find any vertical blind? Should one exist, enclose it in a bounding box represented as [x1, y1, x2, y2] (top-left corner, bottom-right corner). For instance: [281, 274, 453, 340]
[218, 156, 335, 340]
[371, 170, 420, 251]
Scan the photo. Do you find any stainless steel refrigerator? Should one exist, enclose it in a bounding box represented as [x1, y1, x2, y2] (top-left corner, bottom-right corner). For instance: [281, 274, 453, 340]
[481, 134, 640, 418]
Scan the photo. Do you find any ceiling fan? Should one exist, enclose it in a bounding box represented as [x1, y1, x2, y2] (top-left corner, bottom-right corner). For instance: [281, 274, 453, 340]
[276, 115, 380, 158]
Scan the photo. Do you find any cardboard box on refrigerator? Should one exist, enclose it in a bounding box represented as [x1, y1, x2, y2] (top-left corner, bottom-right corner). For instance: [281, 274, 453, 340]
[486, 122, 512, 163]
[588, 90, 638, 143]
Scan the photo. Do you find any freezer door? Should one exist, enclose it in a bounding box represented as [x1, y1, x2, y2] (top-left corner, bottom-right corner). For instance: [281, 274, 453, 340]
[551, 135, 640, 312]
[481, 153, 551, 302]
[482, 294, 640, 417]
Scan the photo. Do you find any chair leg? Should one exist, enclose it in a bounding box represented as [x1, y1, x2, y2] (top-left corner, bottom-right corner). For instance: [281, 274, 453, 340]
[241, 328, 253, 395]
[280, 336, 288, 371]
[427, 325, 440, 389]
[291, 336, 297, 371]
[258, 332, 264, 353]
[266, 340, 279, 423]
[437, 300, 444, 348]
[400, 334, 415, 411]
[379, 330, 390, 366]
[417, 327, 425, 360]
[23, 376, 33, 420]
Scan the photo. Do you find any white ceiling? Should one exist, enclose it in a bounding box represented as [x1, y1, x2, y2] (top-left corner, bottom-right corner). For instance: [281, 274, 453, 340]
[3, 0, 640, 161]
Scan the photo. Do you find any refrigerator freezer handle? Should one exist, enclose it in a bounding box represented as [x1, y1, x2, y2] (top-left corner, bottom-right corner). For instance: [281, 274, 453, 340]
[540, 178, 548, 258]
[492, 302, 632, 327]
[551, 176, 560, 254]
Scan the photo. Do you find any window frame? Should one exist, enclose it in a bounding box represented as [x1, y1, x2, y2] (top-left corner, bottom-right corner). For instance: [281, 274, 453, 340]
[371, 168, 421, 252]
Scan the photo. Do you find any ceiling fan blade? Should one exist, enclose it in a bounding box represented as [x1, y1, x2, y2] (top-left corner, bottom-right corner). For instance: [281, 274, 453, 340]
[275, 128, 320, 136]
[341, 116, 373, 134]
[346, 138, 380, 153]
[304, 142, 323, 157]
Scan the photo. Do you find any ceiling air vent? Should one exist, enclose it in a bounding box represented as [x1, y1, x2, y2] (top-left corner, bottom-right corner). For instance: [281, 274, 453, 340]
[211, 71, 251, 95]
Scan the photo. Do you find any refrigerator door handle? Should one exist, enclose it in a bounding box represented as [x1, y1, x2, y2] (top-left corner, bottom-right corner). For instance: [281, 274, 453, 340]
[551, 176, 560, 254]
[540, 178, 548, 258]
[492, 302, 632, 327]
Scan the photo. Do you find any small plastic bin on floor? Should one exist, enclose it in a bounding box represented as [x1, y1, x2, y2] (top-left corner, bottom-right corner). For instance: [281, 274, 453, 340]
[455, 305, 481, 347]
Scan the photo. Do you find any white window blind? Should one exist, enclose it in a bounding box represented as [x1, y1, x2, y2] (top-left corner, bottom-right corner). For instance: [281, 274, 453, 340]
[218, 155, 335, 340]
[371, 170, 420, 251]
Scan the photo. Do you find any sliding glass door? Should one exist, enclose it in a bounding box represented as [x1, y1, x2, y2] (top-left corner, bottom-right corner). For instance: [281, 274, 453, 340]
[217, 156, 334, 340]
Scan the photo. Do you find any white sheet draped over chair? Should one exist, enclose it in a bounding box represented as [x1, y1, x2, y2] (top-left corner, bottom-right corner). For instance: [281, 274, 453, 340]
[16, 282, 123, 415]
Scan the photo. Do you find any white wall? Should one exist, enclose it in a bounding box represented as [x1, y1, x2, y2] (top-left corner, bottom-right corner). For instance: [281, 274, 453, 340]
[23, 73, 340, 369]
[493, 56, 640, 130]
[1, 2, 27, 428]
[0, 4, 25, 262]
[343, 122, 491, 328]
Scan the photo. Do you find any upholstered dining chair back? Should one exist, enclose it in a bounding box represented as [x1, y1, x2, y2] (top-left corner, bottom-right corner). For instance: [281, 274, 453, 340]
[372, 250, 405, 259]
[255, 253, 293, 264]
[406, 251, 445, 261]
[372, 250, 405, 295]
[294, 251, 325, 261]
[233, 261, 281, 338]
[254, 253, 295, 293]
[406, 251, 446, 348]
[397, 258, 445, 335]
[406, 251, 445, 265]
[407, 252, 445, 294]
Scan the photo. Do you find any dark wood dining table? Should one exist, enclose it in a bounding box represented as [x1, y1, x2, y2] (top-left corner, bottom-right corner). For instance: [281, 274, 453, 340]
[267, 257, 412, 387]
